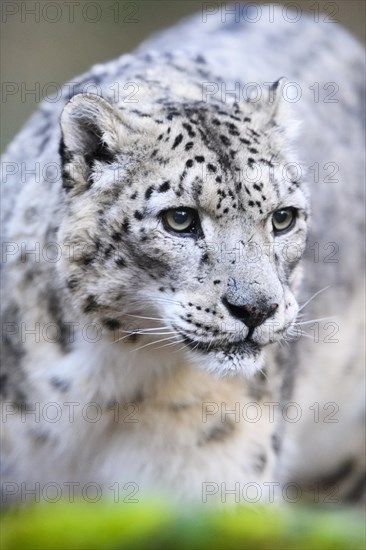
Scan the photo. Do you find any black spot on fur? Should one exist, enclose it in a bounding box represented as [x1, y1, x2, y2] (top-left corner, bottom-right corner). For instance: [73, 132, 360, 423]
[255, 453, 267, 472]
[112, 231, 122, 242]
[103, 244, 113, 257]
[182, 123, 196, 138]
[260, 158, 274, 167]
[271, 432, 282, 454]
[199, 420, 235, 445]
[31, 429, 51, 444]
[228, 127, 240, 136]
[240, 138, 251, 145]
[122, 220, 130, 233]
[83, 295, 98, 314]
[115, 257, 127, 268]
[145, 186, 154, 200]
[66, 277, 79, 290]
[195, 54, 206, 64]
[172, 134, 183, 149]
[167, 111, 181, 121]
[102, 318, 121, 330]
[46, 288, 72, 351]
[50, 377, 70, 392]
[159, 181, 170, 192]
[1, 304, 27, 404]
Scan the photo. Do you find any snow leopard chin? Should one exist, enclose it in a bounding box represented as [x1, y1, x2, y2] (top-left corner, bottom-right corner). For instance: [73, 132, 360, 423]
[188, 345, 265, 378]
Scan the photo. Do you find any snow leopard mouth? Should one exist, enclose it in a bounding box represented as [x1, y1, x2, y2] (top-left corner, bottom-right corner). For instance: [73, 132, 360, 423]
[176, 329, 261, 357]
[175, 328, 265, 376]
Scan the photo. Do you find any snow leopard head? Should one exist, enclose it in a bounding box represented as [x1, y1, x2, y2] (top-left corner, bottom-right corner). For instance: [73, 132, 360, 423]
[58, 80, 308, 376]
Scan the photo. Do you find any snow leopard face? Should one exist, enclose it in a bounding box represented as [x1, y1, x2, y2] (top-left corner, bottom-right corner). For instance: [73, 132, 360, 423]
[58, 88, 308, 376]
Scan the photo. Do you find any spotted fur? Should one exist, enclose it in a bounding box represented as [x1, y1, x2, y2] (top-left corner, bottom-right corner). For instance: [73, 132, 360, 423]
[1, 7, 365, 504]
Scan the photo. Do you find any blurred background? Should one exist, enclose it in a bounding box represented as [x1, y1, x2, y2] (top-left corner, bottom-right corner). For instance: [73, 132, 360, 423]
[1, 0, 365, 153]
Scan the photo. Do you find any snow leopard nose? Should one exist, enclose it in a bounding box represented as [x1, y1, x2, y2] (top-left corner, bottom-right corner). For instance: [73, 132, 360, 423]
[222, 298, 278, 328]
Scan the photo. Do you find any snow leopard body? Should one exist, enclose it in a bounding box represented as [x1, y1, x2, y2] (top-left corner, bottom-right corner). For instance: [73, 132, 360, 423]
[1, 6, 365, 504]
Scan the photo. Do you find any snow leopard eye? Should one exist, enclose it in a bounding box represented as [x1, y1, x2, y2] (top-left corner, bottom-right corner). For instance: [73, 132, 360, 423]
[162, 208, 199, 235]
[272, 208, 297, 234]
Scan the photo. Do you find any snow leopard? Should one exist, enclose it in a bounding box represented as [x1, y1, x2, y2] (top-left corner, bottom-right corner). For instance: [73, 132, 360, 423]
[1, 5, 365, 505]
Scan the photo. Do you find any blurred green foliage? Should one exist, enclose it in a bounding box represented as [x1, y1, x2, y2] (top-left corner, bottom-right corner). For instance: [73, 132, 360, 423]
[1, 501, 365, 550]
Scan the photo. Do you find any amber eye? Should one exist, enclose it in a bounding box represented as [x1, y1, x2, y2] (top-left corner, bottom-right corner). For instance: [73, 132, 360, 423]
[162, 208, 198, 234]
[272, 208, 297, 234]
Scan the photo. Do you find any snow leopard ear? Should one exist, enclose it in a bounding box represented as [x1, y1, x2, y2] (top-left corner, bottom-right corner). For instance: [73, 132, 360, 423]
[267, 77, 286, 115]
[59, 93, 140, 193]
[60, 93, 124, 166]
[265, 77, 300, 137]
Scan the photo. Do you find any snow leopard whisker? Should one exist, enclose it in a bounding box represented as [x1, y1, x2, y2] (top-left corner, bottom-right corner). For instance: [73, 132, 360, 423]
[172, 341, 191, 354]
[285, 329, 313, 340]
[117, 325, 173, 332]
[258, 367, 269, 381]
[298, 286, 331, 313]
[129, 336, 179, 353]
[192, 341, 202, 353]
[130, 326, 173, 332]
[295, 317, 335, 326]
[153, 339, 184, 351]
[129, 331, 177, 337]
[129, 297, 182, 307]
[114, 330, 177, 344]
[175, 340, 201, 354]
[173, 339, 201, 354]
[124, 313, 173, 322]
